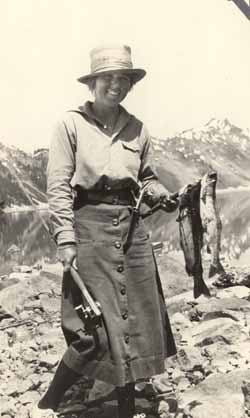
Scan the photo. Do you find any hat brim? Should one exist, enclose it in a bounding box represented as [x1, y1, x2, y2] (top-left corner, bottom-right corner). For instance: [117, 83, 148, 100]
[77, 68, 146, 85]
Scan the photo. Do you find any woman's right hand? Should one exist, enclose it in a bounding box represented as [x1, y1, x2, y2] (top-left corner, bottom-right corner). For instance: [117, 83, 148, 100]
[57, 244, 77, 272]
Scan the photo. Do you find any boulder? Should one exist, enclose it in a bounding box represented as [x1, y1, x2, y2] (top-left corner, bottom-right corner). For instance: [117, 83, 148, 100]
[12, 265, 33, 274]
[180, 370, 250, 418]
[203, 341, 247, 373]
[196, 297, 250, 318]
[217, 286, 250, 300]
[176, 347, 208, 371]
[181, 317, 246, 347]
[0, 276, 58, 317]
[8, 272, 32, 281]
[19, 391, 40, 405]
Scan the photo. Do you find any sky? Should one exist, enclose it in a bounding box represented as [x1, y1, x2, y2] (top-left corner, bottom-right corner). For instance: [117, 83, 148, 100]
[0, 0, 250, 152]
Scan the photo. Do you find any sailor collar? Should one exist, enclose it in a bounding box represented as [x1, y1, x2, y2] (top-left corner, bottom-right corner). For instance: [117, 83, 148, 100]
[77, 101, 131, 134]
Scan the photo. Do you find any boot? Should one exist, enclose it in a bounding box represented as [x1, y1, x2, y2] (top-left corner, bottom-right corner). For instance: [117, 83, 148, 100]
[36, 360, 81, 411]
[117, 383, 135, 418]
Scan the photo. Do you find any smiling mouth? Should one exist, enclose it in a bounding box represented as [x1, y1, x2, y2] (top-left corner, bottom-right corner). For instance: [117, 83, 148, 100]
[107, 90, 120, 96]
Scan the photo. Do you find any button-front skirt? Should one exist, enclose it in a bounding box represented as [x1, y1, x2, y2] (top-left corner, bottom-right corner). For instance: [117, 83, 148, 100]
[61, 203, 176, 386]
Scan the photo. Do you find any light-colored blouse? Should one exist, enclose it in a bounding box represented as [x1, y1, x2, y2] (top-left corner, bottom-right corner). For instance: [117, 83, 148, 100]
[47, 101, 166, 244]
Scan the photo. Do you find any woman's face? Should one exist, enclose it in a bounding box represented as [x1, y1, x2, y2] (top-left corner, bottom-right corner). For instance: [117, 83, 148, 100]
[93, 72, 131, 108]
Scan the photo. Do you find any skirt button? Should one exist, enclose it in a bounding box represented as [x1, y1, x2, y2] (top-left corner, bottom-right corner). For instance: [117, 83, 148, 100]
[122, 311, 128, 320]
[120, 287, 126, 295]
[117, 264, 124, 273]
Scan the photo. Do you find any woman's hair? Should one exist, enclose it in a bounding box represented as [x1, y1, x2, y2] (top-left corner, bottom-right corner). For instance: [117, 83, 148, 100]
[86, 76, 136, 93]
[86, 78, 97, 93]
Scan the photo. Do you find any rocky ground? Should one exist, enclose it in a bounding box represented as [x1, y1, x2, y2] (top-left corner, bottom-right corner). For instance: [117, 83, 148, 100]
[2, 253, 250, 418]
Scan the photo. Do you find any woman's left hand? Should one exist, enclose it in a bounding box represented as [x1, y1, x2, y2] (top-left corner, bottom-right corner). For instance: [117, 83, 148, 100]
[160, 195, 179, 212]
[144, 182, 179, 212]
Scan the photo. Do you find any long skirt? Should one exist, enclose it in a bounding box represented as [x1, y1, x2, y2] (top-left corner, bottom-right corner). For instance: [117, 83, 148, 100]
[61, 202, 176, 387]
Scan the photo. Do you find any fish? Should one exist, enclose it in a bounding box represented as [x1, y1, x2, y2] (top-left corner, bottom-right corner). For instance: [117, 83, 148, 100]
[200, 171, 224, 278]
[177, 182, 211, 299]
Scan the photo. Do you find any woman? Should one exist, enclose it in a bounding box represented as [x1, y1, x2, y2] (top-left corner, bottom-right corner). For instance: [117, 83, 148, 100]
[31, 45, 178, 418]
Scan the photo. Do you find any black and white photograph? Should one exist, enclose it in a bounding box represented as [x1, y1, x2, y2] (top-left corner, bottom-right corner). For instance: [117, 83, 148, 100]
[0, 1, 250, 417]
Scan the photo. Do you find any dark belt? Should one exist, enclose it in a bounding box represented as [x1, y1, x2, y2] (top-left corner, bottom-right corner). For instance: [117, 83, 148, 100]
[74, 188, 135, 206]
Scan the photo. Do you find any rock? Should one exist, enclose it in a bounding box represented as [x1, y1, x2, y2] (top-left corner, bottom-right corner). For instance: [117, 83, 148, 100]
[39, 353, 59, 368]
[0, 277, 56, 317]
[12, 265, 33, 274]
[209, 355, 238, 374]
[0, 317, 16, 327]
[14, 327, 31, 343]
[152, 374, 173, 394]
[177, 347, 208, 371]
[191, 371, 204, 385]
[40, 372, 54, 386]
[39, 294, 60, 313]
[172, 312, 193, 331]
[19, 391, 40, 405]
[8, 272, 31, 281]
[24, 300, 41, 310]
[242, 380, 250, 416]
[18, 310, 31, 321]
[181, 317, 245, 347]
[4, 377, 20, 396]
[29, 373, 42, 388]
[0, 331, 9, 349]
[196, 296, 250, 317]
[180, 369, 250, 418]
[21, 348, 38, 364]
[157, 399, 170, 418]
[0, 397, 17, 415]
[167, 292, 195, 316]
[17, 378, 37, 394]
[88, 379, 114, 402]
[202, 309, 243, 322]
[37, 328, 66, 355]
[177, 377, 191, 392]
[15, 404, 31, 418]
[203, 340, 250, 374]
[171, 368, 186, 384]
[217, 286, 250, 300]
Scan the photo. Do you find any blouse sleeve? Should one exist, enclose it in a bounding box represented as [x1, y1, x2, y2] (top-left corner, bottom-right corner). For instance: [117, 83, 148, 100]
[139, 125, 172, 206]
[47, 114, 76, 245]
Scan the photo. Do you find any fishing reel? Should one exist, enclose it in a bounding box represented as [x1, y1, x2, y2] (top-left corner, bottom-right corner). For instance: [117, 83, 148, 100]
[71, 260, 102, 335]
[75, 300, 102, 334]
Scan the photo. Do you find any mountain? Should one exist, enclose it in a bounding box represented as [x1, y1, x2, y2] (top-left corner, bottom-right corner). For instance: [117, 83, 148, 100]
[0, 142, 48, 207]
[152, 118, 250, 192]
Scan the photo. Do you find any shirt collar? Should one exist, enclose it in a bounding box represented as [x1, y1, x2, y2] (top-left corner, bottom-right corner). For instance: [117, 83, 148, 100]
[77, 101, 131, 134]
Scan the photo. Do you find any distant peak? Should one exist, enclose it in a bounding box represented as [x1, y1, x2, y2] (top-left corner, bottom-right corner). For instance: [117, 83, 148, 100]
[205, 118, 232, 130]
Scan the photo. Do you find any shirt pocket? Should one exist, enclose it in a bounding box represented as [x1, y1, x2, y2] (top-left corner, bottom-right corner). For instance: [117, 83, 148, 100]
[121, 140, 141, 178]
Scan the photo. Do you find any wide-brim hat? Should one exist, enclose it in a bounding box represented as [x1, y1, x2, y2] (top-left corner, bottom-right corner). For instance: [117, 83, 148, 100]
[77, 45, 146, 85]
